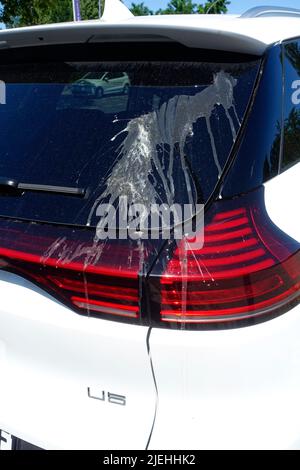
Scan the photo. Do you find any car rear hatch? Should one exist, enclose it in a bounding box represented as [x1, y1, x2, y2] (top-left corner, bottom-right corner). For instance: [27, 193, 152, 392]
[0, 42, 261, 449]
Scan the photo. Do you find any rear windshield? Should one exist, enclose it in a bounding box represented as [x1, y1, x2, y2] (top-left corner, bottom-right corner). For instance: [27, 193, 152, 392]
[0, 46, 260, 226]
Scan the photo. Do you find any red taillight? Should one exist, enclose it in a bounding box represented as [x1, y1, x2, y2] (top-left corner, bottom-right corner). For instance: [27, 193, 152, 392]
[0, 187, 298, 328]
[0, 224, 147, 322]
[159, 188, 300, 325]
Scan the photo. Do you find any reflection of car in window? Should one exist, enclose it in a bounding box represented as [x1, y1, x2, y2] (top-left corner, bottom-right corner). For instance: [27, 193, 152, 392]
[71, 71, 130, 98]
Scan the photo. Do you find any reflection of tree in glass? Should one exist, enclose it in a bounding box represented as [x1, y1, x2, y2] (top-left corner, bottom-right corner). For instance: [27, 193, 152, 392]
[265, 108, 300, 178]
[282, 108, 300, 167]
[285, 43, 300, 75]
[263, 119, 281, 180]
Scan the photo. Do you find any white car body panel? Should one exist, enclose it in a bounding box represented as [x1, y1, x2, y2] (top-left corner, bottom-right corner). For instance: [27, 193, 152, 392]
[149, 305, 300, 450]
[265, 162, 300, 243]
[0, 272, 156, 450]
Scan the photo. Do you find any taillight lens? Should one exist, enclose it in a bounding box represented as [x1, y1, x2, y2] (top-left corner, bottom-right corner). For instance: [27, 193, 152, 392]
[155, 187, 300, 327]
[0, 223, 153, 323]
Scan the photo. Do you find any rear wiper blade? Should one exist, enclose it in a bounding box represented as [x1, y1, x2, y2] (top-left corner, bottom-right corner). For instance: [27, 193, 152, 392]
[0, 178, 85, 197]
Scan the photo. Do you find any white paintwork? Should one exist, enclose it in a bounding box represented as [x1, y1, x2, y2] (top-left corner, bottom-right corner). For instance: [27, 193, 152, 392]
[265, 162, 300, 243]
[0, 430, 12, 450]
[1, 14, 300, 55]
[149, 303, 300, 450]
[0, 272, 156, 450]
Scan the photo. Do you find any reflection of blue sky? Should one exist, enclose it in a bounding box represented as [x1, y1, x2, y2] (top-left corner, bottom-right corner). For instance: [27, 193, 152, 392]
[0, 0, 3, 28]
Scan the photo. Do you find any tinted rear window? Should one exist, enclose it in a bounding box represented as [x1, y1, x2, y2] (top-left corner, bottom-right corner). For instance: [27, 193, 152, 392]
[282, 41, 300, 172]
[0, 45, 260, 226]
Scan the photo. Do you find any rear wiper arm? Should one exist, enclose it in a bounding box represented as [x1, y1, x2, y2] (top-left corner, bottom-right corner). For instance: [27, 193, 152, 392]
[0, 178, 85, 197]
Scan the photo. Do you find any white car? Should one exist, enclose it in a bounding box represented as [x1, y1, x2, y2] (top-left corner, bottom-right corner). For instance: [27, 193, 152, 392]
[0, 2, 299, 450]
[71, 71, 130, 98]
